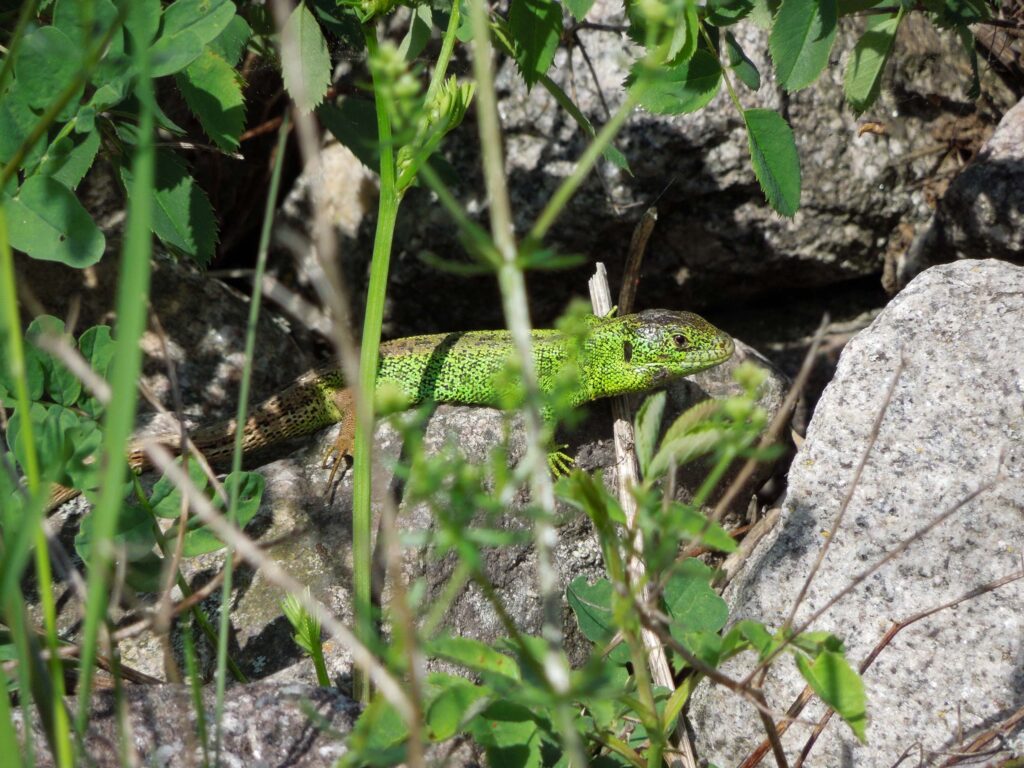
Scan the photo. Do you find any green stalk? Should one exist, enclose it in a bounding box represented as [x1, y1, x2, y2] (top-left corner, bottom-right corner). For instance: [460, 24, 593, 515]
[351, 24, 401, 704]
[213, 112, 291, 759]
[466, 0, 585, 764]
[75, 31, 154, 735]
[0, 205, 73, 764]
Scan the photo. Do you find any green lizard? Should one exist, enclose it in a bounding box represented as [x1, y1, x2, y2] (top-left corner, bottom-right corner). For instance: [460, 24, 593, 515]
[49, 309, 733, 508]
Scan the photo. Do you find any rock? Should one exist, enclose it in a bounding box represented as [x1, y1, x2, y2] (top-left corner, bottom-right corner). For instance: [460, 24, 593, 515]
[688, 260, 1024, 765]
[106, 338, 788, 686]
[294, 4, 1015, 338]
[13, 682, 360, 768]
[899, 98, 1024, 288]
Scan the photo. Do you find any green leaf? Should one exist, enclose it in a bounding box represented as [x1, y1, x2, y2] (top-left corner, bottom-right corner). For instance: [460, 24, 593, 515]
[281, 1, 332, 112]
[176, 49, 246, 152]
[425, 678, 489, 741]
[398, 4, 433, 62]
[26, 316, 81, 407]
[343, 695, 408, 766]
[769, 0, 837, 91]
[6, 176, 105, 267]
[209, 13, 252, 66]
[36, 130, 101, 190]
[15, 26, 82, 120]
[126, 0, 163, 47]
[667, 0, 700, 63]
[121, 150, 218, 265]
[743, 108, 800, 216]
[565, 0, 596, 20]
[566, 577, 631, 664]
[149, 460, 210, 518]
[467, 700, 545, 768]
[957, 27, 980, 101]
[726, 31, 761, 90]
[704, 0, 755, 25]
[648, 429, 721, 478]
[151, 0, 237, 77]
[508, 0, 563, 88]
[167, 471, 264, 556]
[843, 11, 901, 113]
[795, 650, 868, 742]
[666, 502, 737, 552]
[663, 559, 728, 635]
[318, 98, 380, 172]
[629, 49, 722, 115]
[426, 635, 521, 681]
[77, 325, 115, 417]
[0, 83, 47, 168]
[634, 391, 666, 477]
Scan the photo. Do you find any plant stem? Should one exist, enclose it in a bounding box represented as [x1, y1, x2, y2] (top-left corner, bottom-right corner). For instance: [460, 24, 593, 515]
[75, 26, 154, 736]
[351, 23, 402, 704]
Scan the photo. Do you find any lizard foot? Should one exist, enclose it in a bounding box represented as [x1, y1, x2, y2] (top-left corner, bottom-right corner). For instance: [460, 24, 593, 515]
[547, 444, 576, 478]
[322, 392, 356, 491]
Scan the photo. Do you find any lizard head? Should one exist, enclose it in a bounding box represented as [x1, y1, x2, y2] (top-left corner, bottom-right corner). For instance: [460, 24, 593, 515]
[584, 309, 735, 397]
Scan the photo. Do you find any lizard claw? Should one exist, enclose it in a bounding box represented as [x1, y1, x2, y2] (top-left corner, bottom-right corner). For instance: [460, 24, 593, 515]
[322, 407, 355, 491]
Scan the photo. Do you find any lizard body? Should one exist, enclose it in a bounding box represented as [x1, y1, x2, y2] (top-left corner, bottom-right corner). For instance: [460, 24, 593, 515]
[140, 309, 733, 470]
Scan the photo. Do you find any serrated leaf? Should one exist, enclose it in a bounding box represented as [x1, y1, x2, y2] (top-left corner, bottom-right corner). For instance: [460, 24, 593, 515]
[426, 635, 521, 681]
[508, 0, 563, 88]
[6, 176, 105, 267]
[281, 1, 331, 112]
[176, 49, 245, 152]
[726, 31, 761, 90]
[151, 0, 237, 77]
[770, 0, 837, 91]
[629, 49, 722, 115]
[705, 0, 755, 25]
[209, 13, 252, 66]
[667, 0, 700, 63]
[36, 130, 101, 190]
[743, 107, 800, 216]
[634, 391, 666, 477]
[121, 150, 218, 265]
[565, 0, 595, 19]
[843, 11, 901, 113]
[796, 650, 868, 742]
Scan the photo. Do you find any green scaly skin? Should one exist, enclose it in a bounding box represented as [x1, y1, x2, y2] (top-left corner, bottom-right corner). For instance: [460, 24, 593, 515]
[172, 309, 734, 466]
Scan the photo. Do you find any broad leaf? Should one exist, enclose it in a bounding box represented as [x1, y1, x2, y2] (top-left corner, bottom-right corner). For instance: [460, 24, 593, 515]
[281, 1, 331, 112]
[770, 0, 837, 91]
[15, 26, 82, 120]
[566, 576, 631, 664]
[425, 677, 490, 741]
[426, 635, 521, 681]
[629, 50, 722, 115]
[796, 650, 868, 742]
[843, 11, 901, 113]
[151, 0, 237, 77]
[209, 13, 252, 66]
[6, 176, 105, 267]
[743, 108, 800, 216]
[634, 391, 666, 478]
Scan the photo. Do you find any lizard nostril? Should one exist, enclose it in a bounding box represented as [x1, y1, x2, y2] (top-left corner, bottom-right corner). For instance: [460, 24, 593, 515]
[623, 340, 633, 362]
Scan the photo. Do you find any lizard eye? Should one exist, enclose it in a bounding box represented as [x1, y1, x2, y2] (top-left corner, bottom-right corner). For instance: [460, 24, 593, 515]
[672, 334, 689, 350]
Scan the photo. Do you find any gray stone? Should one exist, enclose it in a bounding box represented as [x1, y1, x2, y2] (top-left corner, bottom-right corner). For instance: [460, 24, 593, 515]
[689, 260, 1024, 766]
[293, 4, 1016, 337]
[901, 98, 1024, 287]
[14, 683, 360, 768]
[105, 337, 788, 686]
